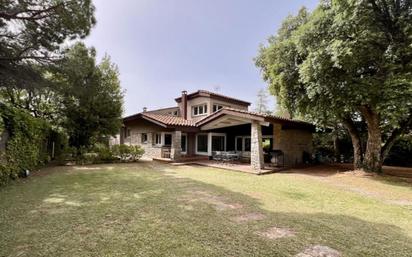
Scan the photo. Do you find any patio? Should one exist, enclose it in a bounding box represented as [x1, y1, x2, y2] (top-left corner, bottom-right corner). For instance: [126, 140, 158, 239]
[173, 159, 287, 175]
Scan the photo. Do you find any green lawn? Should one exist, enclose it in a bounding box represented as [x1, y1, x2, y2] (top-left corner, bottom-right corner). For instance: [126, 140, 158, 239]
[1, 162, 412, 257]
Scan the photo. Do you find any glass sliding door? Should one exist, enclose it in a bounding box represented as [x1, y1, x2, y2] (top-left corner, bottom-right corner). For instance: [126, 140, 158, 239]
[181, 134, 187, 153]
[212, 135, 225, 151]
[196, 134, 208, 154]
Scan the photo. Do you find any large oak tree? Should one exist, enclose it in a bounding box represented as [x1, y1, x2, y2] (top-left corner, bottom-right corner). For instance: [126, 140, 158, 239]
[256, 0, 412, 172]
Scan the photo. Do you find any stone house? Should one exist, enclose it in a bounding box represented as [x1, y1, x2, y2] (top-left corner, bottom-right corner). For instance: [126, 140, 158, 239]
[121, 90, 314, 170]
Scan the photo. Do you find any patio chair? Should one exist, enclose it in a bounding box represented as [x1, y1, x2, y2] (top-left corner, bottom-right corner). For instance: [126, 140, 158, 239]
[213, 151, 222, 161]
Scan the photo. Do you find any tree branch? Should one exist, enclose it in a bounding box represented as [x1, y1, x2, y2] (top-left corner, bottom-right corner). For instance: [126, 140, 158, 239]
[381, 109, 412, 160]
[0, 4, 64, 21]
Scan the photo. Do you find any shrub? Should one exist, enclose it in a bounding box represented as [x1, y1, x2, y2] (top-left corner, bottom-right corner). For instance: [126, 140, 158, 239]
[130, 145, 144, 161]
[0, 105, 63, 186]
[111, 144, 144, 162]
[93, 143, 116, 162]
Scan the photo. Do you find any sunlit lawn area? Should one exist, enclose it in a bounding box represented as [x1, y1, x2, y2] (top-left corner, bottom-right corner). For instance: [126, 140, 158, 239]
[1, 162, 412, 257]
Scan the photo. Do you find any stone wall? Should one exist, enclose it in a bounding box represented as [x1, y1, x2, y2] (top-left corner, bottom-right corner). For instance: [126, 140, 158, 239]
[170, 131, 182, 160]
[123, 119, 173, 159]
[250, 121, 264, 170]
[272, 123, 313, 166]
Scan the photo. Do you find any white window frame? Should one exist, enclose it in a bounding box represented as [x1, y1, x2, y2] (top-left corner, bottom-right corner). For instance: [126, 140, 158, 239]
[192, 104, 208, 116]
[181, 133, 187, 154]
[235, 136, 251, 152]
[196, 132, 226, 156]
[195, 133, 209, 155]
[212, 104, 224, 113]
[211, 133, 226, 152]
[154, 133, 162, 146]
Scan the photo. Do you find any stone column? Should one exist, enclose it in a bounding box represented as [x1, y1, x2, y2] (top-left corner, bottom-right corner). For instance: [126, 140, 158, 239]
[171, 131, 182, 161]
[251, 121, 264, 171]
[147, 132, 153, 145]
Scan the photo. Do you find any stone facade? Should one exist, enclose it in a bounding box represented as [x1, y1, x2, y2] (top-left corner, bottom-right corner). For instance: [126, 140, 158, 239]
[272, 123, 312, 166]
[123, 119, 173, 159]
[170, 131, 182, 160]
[251, 121, 264, 170]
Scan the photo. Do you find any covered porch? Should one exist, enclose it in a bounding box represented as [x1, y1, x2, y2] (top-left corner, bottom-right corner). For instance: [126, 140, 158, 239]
[187, 108, 314, 172]
[195, 112, 272, 171]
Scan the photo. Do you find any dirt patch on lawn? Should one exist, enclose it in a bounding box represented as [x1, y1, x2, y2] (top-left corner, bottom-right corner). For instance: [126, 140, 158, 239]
[179, 190, 243, 211]
[386, 199, 412, 206]
[257, 226, 295, 240]
[232, 213, 266, 223]
[295, 245, 341, 257]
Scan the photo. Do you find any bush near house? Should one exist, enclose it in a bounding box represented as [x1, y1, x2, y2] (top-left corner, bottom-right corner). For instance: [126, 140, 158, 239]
[111, 144, 144, 162]
[59, 144, 145, 165]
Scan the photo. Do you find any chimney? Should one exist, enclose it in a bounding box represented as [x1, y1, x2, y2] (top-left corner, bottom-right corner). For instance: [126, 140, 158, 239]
[143, 107, 147, 112]
[182, 90, 188, 120]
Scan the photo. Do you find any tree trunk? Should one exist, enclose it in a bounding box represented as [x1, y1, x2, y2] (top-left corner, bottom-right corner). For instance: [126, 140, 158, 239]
[332, 127, 341, 163]
[360, 106, 382, 173]
[342, 116, 363, 169]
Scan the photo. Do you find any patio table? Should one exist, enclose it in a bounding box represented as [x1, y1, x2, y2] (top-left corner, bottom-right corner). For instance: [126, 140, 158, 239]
[222, 152, 239, 161]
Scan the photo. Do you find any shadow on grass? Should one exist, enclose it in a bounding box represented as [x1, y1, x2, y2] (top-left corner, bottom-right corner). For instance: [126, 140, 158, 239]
[1, 162, 411, 257]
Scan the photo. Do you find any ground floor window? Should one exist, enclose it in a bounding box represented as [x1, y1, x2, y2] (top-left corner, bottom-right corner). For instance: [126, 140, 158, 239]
[181, 134, 187, 153]
[197, 134, 208, 153]
[141, 133, 148, 143]
[154, 133, 161, 145]
[235, 136, 251, 152]
[164, 134, 172, 146]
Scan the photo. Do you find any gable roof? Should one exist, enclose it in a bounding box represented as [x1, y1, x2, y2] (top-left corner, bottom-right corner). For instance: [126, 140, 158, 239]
[175, 90, 251, 106]
[196, 107, 315, 130]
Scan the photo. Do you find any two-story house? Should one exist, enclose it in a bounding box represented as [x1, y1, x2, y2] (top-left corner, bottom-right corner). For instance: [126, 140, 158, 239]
[121, 90, 314, 170]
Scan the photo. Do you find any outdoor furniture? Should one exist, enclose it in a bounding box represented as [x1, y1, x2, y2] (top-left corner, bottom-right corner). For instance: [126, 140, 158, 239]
[161, 147, 171, 159]
[212, 151, 223, 161]
[212, 151, 240, 162]
[270, 150, 284, 167]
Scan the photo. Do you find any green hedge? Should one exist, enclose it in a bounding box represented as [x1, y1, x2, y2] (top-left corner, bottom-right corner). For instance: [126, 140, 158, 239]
[0, 105, 60, 186]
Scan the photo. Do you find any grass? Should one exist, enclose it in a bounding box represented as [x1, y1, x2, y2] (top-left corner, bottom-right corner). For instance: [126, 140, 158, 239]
[1, 162, 411, 257]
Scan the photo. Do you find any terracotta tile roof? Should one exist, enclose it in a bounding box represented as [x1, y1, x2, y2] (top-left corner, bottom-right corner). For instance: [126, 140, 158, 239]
[175, 90, 251, 106]
[142, 113, 198, 127]
[124, 107, 313, 128]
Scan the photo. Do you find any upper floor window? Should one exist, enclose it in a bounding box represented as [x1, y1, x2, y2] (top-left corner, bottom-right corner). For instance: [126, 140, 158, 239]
[167, 110, 178, 116]
[213, 104, 224, 113]
[193, 104, 208, 116]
